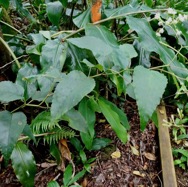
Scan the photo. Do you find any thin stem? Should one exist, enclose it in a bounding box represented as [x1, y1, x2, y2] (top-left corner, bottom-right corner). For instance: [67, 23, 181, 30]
[61, 8, 168, 41]
[25, 104, 48, 109]
[0, 37, 21, 69]
[11, 103, 25, 113]
[150, 64, 170, 70]
[160, 41, 187, 60]
[0, 55, 27, 69]
[3, 33, 31, 43]
[0, 20, 22, 34]
[18, 132, 58, 141]
[51, 30, 76, 38]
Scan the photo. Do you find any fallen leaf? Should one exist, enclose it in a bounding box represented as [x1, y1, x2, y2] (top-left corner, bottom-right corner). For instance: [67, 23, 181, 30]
[130, 145, 139, 156]
[81, 177, 88, 187]
[184, 141, 188, 147]
[0, 156, 3, 163]
[58, 139, 71, 161]
[37, 162, 57, 168]
[111, 150, 121, 159]
[133, 170, 146, 177]
[58, 139, 72, 171]
[143, 152, 156, 161]
[143, 162, 148, 170]
[95, 173, 105, 185]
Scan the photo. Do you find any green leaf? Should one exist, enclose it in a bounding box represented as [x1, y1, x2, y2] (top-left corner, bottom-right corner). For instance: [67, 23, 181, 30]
[104, 3, 140, 17]
[144, 0, 153, 7]
[79, 98, 96, 150]
[47, 181, 60, 187]
[133, 66, 167, 130]
[0, 0, 9, 9]
[79, 150, 87, 163]
[63, 164, 73, 186]
[11, 142, 36, 187]
[67, 36, 112, 67]
[0, 81, 24, 102]
[11, 0, 36, 22]
[178, 134, 188, 140]
[99, 97, 130, 130]
[40, 40, 67, 71]
[46, 1, 63, 26]
[126, 16, 188, 80]
[50, 144, 61, 165]
[16, 63, 38, 100]
[110, 73, 125, 96]
[73, 8, 91, 28]
[59, 0, 68, 7]
[22, 125, 36, 144]
[85, 24, 118, 47]
[51, 70, 95, 119]
[0, 111, 27, 164]
[68, 36, 137, 70]
[98, 97, 128, 143]
[173, 149, 188, 158]
[68, 169, 86, 185]
[70, 137, 83, 152]
[63, 109, 88, 133]
[91, 138, 111, 150]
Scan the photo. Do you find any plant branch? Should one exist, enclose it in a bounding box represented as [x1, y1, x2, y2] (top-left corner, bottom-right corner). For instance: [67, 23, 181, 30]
[61, 8, 167, 41]
[0, 37, 21, 69]
[160, 41, 187, 60]
[0, 20, 22, 34]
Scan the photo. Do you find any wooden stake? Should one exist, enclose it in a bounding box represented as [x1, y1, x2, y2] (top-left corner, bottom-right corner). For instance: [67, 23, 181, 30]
[157, 105, 177, 187]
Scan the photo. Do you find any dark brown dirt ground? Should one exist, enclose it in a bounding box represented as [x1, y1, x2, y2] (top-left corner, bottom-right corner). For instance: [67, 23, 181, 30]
[0, 100, 162, 187]
[0, 89, 188, 186]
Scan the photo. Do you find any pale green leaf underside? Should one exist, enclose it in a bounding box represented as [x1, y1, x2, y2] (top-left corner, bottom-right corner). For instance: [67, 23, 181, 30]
[0, 81, 24, 102]
[133, 66, 167, 130]
[51, 70, 95, 119]
[0, 111, 26, 163]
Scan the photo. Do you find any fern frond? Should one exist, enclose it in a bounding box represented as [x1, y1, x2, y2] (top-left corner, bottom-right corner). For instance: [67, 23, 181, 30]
[44, 127, 75, 145]
[31, 111, 60, 134]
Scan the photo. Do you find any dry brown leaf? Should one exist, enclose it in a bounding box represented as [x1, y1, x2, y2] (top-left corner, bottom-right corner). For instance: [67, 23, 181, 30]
[130, 145, 139, 156]
[58, 139, 72, 171]
[81, 177, 88, 187]
[143, 152, 156, 161]
[133, 171, 146, 177]
[58, 139, 72, 161]
[183, 141, 188, 147]
[0, 156, 3, 163]
[111, 150, 121, 159]
[37, 162, 57, 168]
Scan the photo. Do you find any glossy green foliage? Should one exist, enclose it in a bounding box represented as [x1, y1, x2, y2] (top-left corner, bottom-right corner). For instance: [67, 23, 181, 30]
[46, 1, 63, 26]
[98, 97, 129, 143]
[78, 98, 96, 150]
[0, 111, 26, 164]
[11, 142, 36, 187]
